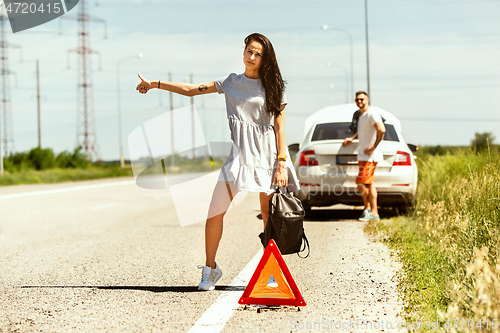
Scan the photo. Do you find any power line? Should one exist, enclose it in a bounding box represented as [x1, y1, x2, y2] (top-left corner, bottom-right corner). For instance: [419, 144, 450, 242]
[63, 0, 107, 161]
[399, 117, 500, 122]
[0, 14, 23, 173]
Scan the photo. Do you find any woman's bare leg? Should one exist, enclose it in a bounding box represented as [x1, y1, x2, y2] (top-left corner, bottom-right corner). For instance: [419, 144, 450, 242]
[259, 192, 274, 229]
[205, 181, 238, 269]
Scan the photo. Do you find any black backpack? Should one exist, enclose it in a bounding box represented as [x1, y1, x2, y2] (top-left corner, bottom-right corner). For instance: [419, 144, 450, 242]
[259, 188, 310, 258]
[349, 110, 361, 134]
[349, 109, 386, 135]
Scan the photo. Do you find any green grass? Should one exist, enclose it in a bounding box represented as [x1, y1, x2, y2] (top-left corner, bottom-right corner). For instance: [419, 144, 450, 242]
[0, 166, 134, 186]
[0, 155, 229, 186]
[367, 214, 454, 326]
[366, 147, 500, 331]
[162, 155, 226, 174]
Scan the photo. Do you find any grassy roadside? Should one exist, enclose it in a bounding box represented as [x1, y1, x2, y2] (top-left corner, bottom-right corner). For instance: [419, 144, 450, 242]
[0, 156, 228, 187]
[366, 147, 500, 332]
[0, 166, 134, 186]
[0, 145, 228, 187]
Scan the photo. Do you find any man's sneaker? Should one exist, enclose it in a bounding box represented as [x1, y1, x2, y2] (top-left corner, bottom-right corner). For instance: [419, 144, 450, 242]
[198, 263, 222, 291]
[366, 214, 380, 221]
[358, 208, 371, 221]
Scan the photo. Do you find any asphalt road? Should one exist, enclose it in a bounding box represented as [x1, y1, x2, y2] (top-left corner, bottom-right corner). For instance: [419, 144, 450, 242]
[0, 176, 405, 332]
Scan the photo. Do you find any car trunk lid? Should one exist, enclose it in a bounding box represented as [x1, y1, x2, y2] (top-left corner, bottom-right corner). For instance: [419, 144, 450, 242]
[312, 141, 397, 171]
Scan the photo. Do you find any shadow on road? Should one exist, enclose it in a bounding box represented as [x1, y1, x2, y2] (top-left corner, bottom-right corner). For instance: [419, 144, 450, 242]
[20, 285, 246, 293]
[305, 209, 364, 221]
[257, 207, 400, 222]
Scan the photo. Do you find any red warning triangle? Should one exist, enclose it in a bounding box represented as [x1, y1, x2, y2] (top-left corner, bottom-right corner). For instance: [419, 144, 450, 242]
[239, 239, 306, 306]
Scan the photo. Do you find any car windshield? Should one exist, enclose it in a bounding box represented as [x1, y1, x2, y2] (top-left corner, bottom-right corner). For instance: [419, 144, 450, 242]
[311, 122, 399, 142]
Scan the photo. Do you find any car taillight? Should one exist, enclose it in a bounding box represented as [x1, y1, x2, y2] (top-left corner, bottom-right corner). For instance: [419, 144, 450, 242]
[393, 151, 411, 166]
[299, 150, 319, 166]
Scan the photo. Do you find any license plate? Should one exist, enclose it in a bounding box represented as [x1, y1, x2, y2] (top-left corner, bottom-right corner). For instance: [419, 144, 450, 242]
[336, 155, 358, 165]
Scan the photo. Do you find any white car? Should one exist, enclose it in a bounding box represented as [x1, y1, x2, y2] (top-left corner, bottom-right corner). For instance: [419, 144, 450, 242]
[290, 104, 418, 214]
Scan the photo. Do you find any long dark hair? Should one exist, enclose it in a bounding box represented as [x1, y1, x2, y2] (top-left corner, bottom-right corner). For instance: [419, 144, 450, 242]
[244, 33, 286, 117]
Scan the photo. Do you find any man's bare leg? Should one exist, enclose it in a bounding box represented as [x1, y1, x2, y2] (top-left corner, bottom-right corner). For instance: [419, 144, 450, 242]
[357, 183, 370, 210]
[368, 183, 378, 216]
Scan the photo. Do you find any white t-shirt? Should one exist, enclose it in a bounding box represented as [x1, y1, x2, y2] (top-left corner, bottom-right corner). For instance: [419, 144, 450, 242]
[357, 108, 383, 162]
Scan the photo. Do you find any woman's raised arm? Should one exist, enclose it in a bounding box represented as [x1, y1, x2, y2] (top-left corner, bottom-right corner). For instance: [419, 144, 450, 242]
[136, 73, 217, 96]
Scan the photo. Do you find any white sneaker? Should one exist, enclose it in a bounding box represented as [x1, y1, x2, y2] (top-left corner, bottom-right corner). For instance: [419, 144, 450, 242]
[198, 263, 222, 291]
[358, 208, 371, 221]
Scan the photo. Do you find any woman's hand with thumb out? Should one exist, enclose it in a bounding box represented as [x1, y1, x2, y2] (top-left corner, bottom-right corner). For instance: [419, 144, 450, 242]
[136, 73, 152, 94]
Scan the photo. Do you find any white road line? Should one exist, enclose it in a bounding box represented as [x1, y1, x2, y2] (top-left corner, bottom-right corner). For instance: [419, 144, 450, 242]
[89, 203, 120, 210]
[187, 249, 264, 333]
[0, 180, 136, 200]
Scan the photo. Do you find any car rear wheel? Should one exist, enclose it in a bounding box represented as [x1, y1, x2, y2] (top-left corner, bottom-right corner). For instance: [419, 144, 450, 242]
[397, 200, 415, 215]
[397, 204, 408, 215]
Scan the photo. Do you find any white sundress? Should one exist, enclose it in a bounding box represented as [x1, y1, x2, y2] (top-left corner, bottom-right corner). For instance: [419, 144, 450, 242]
[214, 73, 300, 196]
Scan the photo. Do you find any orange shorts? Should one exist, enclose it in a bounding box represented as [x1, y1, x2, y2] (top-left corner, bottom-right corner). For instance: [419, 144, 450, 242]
[356, 161, 378, 185]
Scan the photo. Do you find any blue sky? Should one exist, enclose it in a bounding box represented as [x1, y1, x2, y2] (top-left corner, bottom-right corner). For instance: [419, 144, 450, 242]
[4, 0, 500, 160]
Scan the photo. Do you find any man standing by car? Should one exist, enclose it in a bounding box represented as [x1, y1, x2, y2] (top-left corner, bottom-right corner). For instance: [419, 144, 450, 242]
[343, 91, 386, 221]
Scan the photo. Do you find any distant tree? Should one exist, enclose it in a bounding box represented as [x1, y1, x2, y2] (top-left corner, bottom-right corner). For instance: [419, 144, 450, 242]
[5, 151, 32, 172]
[471, 132, 495, 152]
[27, 148, 55, 170]
[428, 145, 447, 156]
[56, 147, 90, 169]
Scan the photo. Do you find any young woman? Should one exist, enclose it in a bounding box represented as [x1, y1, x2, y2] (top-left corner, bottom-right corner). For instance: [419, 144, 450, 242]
[136, 33, 300, 291]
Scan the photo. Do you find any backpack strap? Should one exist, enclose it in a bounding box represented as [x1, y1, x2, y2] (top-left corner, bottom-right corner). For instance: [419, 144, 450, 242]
[349, 110, 361, 134]
[297, 231, 310, 259]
